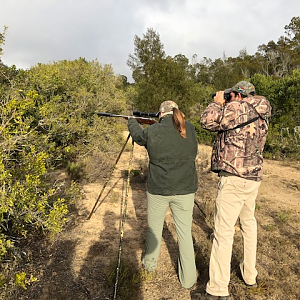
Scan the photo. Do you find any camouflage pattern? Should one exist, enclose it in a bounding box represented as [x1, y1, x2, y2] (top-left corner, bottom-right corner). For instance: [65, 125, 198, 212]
[159, 100, 179, 113]
[227, 81, 256, 96]
[200, 95, 272, 180]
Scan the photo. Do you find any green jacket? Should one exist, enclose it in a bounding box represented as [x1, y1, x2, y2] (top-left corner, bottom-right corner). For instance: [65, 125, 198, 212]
[128, 116, 198, 195]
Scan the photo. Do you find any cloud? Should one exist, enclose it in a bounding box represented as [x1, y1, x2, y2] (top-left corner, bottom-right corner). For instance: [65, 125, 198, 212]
[0, 0, 299, 82]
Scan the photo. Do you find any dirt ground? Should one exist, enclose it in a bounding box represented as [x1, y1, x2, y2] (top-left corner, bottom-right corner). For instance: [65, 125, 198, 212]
[15, 132, 300, 300]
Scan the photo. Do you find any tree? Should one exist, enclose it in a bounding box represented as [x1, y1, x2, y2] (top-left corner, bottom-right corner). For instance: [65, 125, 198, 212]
[0, 26, 8, 58]
[127, 28, 166, 83]
[190, 56, 213, 84]
[254, 17, 300, 77]
[251, 71, 300, 159]
[284, 16, 300, 68]
[127, 28, 166, 111]
[285, 16, 300, 47]
[127, 29, 200, 115]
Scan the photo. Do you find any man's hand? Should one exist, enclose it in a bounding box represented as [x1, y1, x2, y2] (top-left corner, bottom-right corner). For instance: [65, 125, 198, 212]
[214, 91, 225, 106]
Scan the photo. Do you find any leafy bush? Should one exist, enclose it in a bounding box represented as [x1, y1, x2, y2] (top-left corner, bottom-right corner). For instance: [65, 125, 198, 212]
[0, 59, 129, 297]
[252, 71, 300, 159]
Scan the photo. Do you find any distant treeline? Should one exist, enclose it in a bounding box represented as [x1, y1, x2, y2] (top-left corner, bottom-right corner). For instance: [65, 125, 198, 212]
[0, 16, 299, 297]
[126, 17, 300, 159]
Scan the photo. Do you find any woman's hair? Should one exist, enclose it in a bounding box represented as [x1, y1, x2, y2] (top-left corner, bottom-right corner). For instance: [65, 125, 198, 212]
[172, 108, 186, 139]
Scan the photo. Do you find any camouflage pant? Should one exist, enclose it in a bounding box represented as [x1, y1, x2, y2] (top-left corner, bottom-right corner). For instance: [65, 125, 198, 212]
[142, 192, 197, 289]
[206, 174, 261, 297]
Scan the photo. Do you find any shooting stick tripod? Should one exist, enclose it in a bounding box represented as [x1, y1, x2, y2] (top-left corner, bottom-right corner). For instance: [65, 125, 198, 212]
[88, 133, 132, 219]
[87, 133, 135, 300]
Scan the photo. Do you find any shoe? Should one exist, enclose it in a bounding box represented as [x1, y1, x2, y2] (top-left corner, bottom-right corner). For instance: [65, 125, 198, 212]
[192, 293, 231, 300]
[206, 294, 231, 300]
[245, 282, 258, 288]
[239, 263, 258, 288]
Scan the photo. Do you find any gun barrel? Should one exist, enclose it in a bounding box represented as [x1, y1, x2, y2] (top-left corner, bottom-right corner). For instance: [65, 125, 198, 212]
[97, 112, 126, 118]
[97, 112, 114, 117]
[97, 112, 157, 125]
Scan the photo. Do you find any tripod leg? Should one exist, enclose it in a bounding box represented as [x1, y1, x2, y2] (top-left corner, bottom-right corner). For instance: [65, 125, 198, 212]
[87, 133, 131, 219]
[113, 138, 134, 300]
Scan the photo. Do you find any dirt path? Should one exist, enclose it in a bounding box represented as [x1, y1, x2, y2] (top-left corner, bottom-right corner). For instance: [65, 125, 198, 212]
[72, 134, 200, 300]
[17, 133, 300, 300]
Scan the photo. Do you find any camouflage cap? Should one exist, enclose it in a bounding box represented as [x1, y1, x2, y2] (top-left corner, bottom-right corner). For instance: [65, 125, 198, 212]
[159, 100, 179, 113]
[228, 81, 255, 96]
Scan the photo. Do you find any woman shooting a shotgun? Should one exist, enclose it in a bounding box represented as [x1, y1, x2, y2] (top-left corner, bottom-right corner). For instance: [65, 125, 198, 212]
[127, 100, 198, 289]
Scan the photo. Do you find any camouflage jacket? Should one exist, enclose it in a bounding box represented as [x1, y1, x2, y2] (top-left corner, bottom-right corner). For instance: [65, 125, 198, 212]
[200, 96, 272, 180]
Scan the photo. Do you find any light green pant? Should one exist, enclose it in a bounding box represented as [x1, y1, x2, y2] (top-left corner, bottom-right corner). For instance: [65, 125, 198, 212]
[206, 174, 261, 297]
[143, 192, 197, 289]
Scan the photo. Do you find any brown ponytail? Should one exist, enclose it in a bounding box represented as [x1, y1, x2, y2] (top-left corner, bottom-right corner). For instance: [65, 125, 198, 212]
[172, 108, 186, 138]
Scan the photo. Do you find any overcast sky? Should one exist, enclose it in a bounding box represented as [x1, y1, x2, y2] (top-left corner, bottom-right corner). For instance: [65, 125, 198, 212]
[1, 0, 299, 82]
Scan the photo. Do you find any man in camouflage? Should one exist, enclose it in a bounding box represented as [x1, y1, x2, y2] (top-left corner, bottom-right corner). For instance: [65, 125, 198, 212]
[200, 81, 272, 300]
